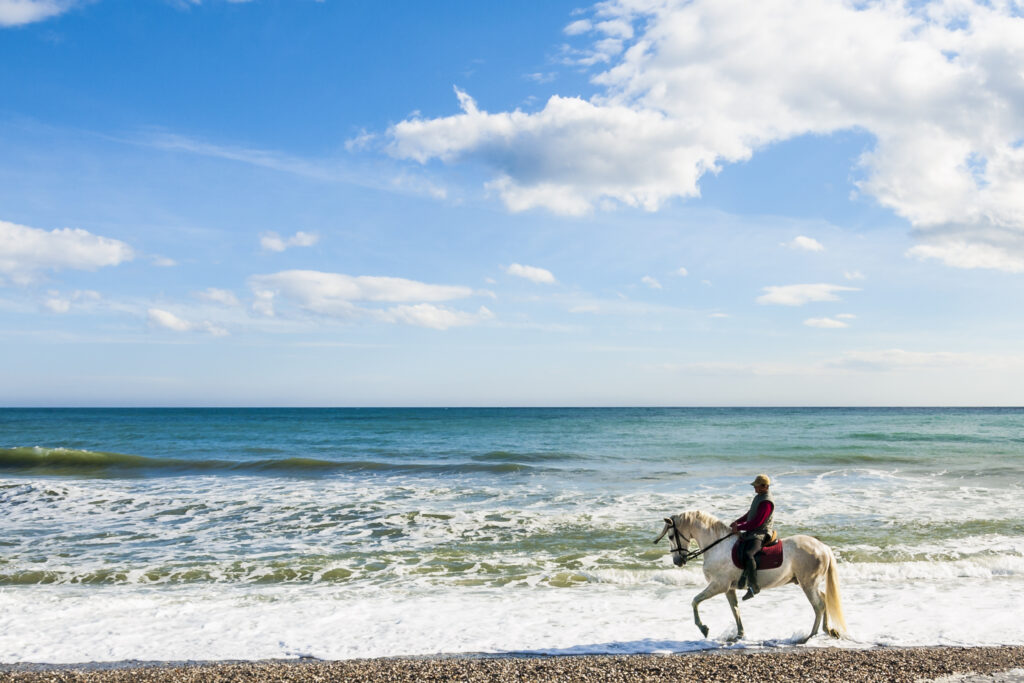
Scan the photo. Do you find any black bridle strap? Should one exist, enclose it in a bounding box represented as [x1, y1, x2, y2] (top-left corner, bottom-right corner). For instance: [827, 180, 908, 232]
[673, 526, 736, 562]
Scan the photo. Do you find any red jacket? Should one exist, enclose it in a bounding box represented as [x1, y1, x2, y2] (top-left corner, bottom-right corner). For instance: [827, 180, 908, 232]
[733, 500, 773, 532]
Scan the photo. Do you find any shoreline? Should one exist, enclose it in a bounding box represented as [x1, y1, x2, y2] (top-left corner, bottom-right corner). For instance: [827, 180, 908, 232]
[3, 645, 1024, 682]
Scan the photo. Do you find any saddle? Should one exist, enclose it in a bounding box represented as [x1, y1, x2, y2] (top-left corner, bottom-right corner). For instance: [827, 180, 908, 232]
[730, 530, 783, 570]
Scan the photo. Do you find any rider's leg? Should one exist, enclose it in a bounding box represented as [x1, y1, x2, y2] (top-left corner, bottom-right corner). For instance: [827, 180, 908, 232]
[742, 535, 764, 600]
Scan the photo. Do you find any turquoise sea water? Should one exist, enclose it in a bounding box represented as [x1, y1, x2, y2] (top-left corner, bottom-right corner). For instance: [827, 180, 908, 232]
[1, 408, 1022, 661]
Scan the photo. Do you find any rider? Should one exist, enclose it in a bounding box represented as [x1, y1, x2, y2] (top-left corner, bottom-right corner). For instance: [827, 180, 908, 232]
[730, 474, 775, 601]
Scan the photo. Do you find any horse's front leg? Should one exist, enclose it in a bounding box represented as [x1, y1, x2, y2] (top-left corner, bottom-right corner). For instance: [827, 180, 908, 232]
[691, 584, 724, 638]
[725, 589, 744, 640]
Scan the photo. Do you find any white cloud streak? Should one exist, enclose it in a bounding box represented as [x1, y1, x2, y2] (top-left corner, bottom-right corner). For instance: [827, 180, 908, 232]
[0, 219, 134, 284]
[641, 275, 661, 289]
[786, 236, 825, 252]
[505, 263, 556, 284]
[147, 308, 228, 337]
[804, 317, 848, 329]
[248, 270, 489, 330]
[260, 231, 319, 252]
[0, 0, 75, 27]
[757, 283, 860, 306]
[196, 288, 241, 307]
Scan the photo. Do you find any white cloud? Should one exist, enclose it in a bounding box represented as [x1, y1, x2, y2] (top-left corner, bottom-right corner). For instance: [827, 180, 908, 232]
[906, 240, 1024, 273]
[785, 236, 825, 252]
[152, 256, 177, 267]
[147, 308, 228, 337]
[148, 308, 191, 332]
[44, 297, 70, 314]
[709, 312, 730, 318]
[43, 289, 100, 314]
[0, 0, 75, 27]
[196, 288, 241, 307]
[248, 270, 489, 329]
[804, 317, 848, 329]
[526, 72, 557, 84]
[757, 283, 860, 306]
[641, 275, 661, 289]
[844, 270, 865, 281]
[564, 18, 592, 35]
[388, 1, 1024, 269]
[676, 266, 688, 277]
[0, 219, 134, 283]
[260, 230, 319, 252]
[505, 263, 556, 284]
[380, 304, 494, 330]
[836, 313, 856, 320]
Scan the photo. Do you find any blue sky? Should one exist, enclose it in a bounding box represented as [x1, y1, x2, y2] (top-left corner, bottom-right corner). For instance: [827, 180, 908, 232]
[2, 0, 1024, 406]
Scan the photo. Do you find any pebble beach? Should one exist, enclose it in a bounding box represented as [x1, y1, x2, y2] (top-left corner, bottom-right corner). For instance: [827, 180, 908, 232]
[3, 646, 1024, 683]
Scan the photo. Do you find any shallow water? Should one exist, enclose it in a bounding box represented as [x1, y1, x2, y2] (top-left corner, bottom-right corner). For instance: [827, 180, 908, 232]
[1, 408, 1022, 662]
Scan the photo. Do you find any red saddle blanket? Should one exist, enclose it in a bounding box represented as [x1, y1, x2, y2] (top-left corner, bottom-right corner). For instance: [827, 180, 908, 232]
[731, 538, 784, 570]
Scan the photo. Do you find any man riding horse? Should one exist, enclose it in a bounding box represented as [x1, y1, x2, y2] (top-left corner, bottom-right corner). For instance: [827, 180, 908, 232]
[730, 473, 774, 601]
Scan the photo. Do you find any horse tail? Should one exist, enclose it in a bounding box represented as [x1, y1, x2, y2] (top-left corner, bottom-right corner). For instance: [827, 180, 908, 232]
[824, 548, 848, 636]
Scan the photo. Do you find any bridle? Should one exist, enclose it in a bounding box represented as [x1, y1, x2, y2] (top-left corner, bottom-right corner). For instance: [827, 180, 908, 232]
[658, 516, 735, 565]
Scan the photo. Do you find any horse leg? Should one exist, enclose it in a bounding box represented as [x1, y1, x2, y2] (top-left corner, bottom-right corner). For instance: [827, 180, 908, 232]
[692, 584, 724, 638]
[725, 589, 744, 640]
[800, 581, 826, 642]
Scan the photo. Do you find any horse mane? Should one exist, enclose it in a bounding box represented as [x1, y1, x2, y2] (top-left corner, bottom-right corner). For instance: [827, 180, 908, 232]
[679, 509, 731, 536]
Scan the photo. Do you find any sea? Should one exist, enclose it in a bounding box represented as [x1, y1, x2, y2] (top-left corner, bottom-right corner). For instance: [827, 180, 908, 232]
[1, 407, 1022, 663]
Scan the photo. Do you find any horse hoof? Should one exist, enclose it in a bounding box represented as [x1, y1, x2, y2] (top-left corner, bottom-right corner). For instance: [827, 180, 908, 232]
[828, 628, 841, 639]
[699, 625, 709, 638]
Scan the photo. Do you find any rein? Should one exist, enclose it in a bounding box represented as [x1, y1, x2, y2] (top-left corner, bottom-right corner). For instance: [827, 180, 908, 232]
[669, 517, 735, 563]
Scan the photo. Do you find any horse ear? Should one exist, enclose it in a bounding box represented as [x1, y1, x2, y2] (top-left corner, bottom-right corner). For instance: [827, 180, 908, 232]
[663, 517, 672, 524]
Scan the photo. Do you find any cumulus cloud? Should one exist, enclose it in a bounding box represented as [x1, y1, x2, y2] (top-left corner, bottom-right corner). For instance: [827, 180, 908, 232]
[804, 317, 848, 329]
[757, 283, 860, 306]
[676, 267, 688, 277]
[0, 219, 134, 284]
[0, 0, 75, 27]
[505, 263, 556, 284]
[388, 0, 1024, 270]
[248, 270, 489, 330]
[786, 236, 825, 252]
[148, 308, 228, 337]
[260, 231, 319, 252]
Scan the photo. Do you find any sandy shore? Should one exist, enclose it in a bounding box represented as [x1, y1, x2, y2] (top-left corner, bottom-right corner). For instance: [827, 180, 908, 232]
[2, 646, 1024, 682]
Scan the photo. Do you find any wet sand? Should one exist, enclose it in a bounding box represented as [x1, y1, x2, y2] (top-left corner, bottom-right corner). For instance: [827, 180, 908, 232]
[3, 645, 1024, 682]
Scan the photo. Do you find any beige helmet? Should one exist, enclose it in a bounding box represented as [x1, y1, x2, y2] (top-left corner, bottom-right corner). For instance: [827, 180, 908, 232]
[750, 474, 771, 487]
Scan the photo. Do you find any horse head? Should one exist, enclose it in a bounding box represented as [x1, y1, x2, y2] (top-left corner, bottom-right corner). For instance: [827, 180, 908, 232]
[654, 515, 691, 566]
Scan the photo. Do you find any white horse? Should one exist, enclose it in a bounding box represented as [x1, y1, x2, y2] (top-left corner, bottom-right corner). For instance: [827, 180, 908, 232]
[654, 510, 847, 641]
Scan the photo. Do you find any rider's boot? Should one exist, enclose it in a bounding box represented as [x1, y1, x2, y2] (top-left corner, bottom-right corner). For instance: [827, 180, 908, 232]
[742, 557, 760, 600]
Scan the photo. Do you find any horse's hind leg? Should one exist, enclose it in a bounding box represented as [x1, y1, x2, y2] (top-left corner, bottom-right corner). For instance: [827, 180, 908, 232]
[800, 581, 826, 641]
[725, 589, 744, 640]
